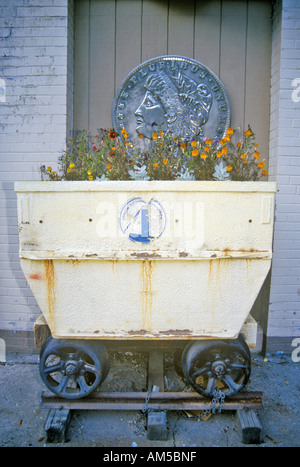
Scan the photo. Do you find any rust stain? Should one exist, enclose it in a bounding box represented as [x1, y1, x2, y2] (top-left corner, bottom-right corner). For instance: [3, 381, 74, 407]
[111, 260, 117, 277]
[131, 252, 161, 259]
[179, 251, 188, 258]
[128, 329, 148, 335]
[159, 329, 192, 336]
[28, 273, 43, 280]
[44, 259, 56, 326]
[141, 260, 154, 330]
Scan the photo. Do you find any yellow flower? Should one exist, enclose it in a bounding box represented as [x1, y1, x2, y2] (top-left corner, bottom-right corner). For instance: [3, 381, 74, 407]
[191, 140, 197, 147]
[160, 131, 164, 137]
[240, 153, 246, 159]
[257, 161, 265, 169]
[242, 160, 248, 164]
[154, 162, 159, 168]
[200, 152, 208, 160]
[47, 166, 52, 172]
[206, 138, 213, 145]
[244, 129, 252, 137]
[138, 133, 145, 139]
[226, 165, 233, 172]
[226, 127, 234, 136]
[121, 128, 128, 138]
[69, 162, 75, 169]
[223, 136, 230, 144]
[163, 158, 168, 165]
[219, 139, 225, 145]
[216, 151, 222, 158]
[253, 151, 260, 159]
[191, 149, 199, 157]
[204, 146, 210, 152]
[262, 169, 268, 176]
[87, 170, 92, 175]
[106, 164, 111, 169]
[152, 131, 158, 140]
[180, 142, 186, 151]
[237, 142, 242, 148]
[88, 175, 93, 180]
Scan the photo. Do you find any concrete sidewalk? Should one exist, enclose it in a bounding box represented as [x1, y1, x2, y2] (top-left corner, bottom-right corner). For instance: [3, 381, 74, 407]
[0, 351, 299, 447]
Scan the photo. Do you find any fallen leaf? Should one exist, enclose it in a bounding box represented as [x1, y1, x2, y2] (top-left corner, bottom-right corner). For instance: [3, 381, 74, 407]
[266, 434, 277, 445]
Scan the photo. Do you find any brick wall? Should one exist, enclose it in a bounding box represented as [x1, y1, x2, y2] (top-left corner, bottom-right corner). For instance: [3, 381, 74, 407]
[267, 0, 300, 353]
[0, 0, 74, 351]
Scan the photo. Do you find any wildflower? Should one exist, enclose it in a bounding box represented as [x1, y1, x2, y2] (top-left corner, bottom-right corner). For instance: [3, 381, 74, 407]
[219, 139, 225, 145]
[92, 144, 98, 151]
[109, 130, 117, 139]
[216, 151, 222, 158]
[257, 161, 265, 169]
[244, 129, 252, 137]
[226, 127, 234, 136]
[191, 149, 199, 157]
[221, 147, 228, 155]
[163, 158, 168, 165]
[223, 136, 230, 144]
[237, 142, 242, 148]
[204, 146, 210, 152]
[69, 162, 75, 169]
[180, 142, 186, 151]
[106, 164, 112, 169]
[206, 138, 213, 145]
[242, 160, 248, 164]
[109, 151, 115, 157]
[240, 153, 246, 159]
[87, 170, 92, 175]
[88, 175, 93, 181]
[262, 169, 268, 176]
[47, 166, 52, 172]
[121, 128, 128, 138]
[154, 162, 159, 167]
[191, 140, 197, 147]
[226, 165, 233, 172]
[160, 131, 164, 137]
[152, 131, 158, 140]
[138, 133, 144, 139]
[254, 151, 260, 159]
[174, 137, 179, 144]
[200, 152, 208, 160]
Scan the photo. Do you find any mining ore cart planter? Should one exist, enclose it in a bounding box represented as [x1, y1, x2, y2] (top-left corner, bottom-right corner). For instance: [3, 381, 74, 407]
[15, 180, 276, 443]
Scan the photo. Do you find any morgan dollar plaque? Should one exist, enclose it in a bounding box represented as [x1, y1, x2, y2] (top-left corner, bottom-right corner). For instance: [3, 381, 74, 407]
[112, 55, 231, 150]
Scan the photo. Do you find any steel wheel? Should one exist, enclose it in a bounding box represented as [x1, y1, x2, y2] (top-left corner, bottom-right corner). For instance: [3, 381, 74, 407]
[40, 337, 110, 399]
[181, 335, 251, 398]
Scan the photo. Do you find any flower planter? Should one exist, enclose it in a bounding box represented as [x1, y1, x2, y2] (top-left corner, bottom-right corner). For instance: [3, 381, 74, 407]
[15, 180, 276, 343]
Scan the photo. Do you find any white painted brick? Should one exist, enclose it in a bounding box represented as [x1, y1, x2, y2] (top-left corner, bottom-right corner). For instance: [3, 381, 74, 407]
[268, 0, 300, 346]
[0, 0, 74, 336]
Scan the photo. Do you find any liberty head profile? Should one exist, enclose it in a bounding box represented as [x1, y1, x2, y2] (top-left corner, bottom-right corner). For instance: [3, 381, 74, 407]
[135, 70, 213, 139]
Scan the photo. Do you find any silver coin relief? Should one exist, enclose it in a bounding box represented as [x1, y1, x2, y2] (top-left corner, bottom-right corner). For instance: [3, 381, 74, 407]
[112, 55, 231, 150]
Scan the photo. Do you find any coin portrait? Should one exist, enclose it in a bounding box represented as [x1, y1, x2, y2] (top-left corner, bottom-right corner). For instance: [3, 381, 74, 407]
[112, 56, 231, 151]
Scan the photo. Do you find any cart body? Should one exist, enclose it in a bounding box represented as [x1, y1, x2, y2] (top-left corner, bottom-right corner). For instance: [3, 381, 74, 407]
[15, 181, 276, 345]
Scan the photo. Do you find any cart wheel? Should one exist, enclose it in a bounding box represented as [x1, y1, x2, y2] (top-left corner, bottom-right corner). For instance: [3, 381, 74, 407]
[40, 337, 110, 399]
[181, 335, 251, 398]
